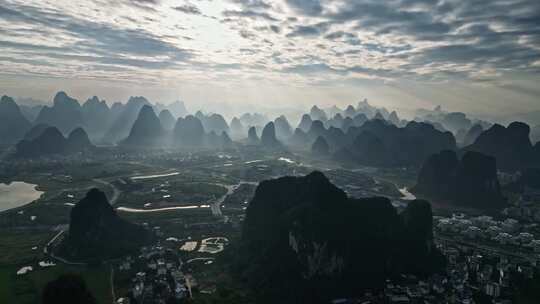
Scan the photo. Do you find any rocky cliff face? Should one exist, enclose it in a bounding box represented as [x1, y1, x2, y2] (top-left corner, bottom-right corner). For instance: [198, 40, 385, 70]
[66, 189, 151, 260]
[239, 172, 445, 303]
[412, 150, 505, 208]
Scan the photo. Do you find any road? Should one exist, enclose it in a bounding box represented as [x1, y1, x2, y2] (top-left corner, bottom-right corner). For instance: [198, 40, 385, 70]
[210, 181, 258, 217]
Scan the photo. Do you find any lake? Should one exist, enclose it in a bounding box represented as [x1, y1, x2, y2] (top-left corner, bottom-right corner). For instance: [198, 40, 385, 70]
[0, 182, 44, 212]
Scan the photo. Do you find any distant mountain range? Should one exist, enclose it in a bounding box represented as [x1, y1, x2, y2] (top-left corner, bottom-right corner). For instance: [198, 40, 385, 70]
[3, 92, 540, 174]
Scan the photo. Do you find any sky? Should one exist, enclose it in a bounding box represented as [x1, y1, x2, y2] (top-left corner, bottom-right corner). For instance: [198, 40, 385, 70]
[0, 0, 539, 117]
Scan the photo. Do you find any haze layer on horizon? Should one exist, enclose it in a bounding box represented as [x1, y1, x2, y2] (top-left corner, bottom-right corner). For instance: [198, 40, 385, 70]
[0, 0, 539, 117]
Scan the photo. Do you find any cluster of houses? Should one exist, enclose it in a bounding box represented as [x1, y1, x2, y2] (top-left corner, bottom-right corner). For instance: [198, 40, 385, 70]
[435, 241, 538, 303]
[436, 214, 540, 251]
[115, 244, 192, 304]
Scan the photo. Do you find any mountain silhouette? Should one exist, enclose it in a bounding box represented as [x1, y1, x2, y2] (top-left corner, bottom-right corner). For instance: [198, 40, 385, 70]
[464, 122, 537, 171]
[261, 122, 281, 148]
[311, 136, 329, 155]
[65, 188, 151, 260]
[158, 109, 176, 131]
[0, 96, 31, 145]
[35, 92, 84, 134]
[102, 96, 149, 144]
[413, 150, 505, 208]
[174, 115, 205, 147]
[239, 172, 445, 303]
[122, 105, 164, 147]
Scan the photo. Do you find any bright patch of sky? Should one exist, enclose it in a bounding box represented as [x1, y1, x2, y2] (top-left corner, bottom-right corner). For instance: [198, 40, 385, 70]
[0, 0, 539, 117]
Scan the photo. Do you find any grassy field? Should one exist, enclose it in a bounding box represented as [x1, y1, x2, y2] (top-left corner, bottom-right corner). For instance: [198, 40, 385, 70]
[0, 264, 112, 304]
[0, 230, 111, 304]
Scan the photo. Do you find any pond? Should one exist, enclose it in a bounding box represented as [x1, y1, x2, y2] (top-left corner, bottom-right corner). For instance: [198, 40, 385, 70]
[0, 181, 44, 212]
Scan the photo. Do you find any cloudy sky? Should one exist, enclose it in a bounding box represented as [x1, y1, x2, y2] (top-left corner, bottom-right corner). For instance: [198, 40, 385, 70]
[0, 0, 539, 117]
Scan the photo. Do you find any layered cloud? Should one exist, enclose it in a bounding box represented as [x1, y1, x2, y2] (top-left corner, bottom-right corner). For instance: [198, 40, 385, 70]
[0, 0, 539, 114]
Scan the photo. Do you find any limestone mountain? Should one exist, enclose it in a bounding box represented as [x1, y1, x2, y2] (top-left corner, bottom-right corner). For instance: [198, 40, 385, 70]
[352, 113, 368, 127]
[344, 104, 356, 118]
[246, 126, 259, 145]
[35, 92, 84, 134]
[388, 111, 400, 126]
[309, 105, 327, 121]
[288, 128, 310, 147]
[342, 117, 354, 132]
[261, 122, 281, 148]
[66, 128, 94, 153]
[412, 150, 505, 209]
[274, 115, 293, 140]
[64, 188, 151, 260]
[462, 124, 484, 147]
[158, 109, 176, 131]
[166, 100, 188, 118]
[306, 120, 326, 141]
[239, 172, 444, 303]
[200, 113, 229, 134]
[174, 115, 205, 147]
[23, 123, 51, 140]
[311, 136, 329, 155]
[229, 117, 245, 140]
[336, 120, 456, 167]
[122, 105, 164, 147]
[0, 95, 31, 145]
[297, 114, 313, 132]
[464, 122, 537, 171]
[102, 96, 149, 144]
[327, 113, 344, 129]
[16, 127, 67, 157]
[81, 96, 111, 140]
[16, 126, 95, 158]
[18, 104, 43, 122]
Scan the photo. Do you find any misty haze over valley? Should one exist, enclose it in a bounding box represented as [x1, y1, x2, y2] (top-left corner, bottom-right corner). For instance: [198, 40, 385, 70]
[0, 1, 540, 304]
